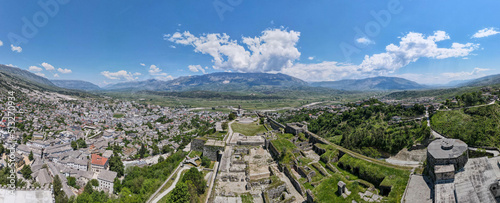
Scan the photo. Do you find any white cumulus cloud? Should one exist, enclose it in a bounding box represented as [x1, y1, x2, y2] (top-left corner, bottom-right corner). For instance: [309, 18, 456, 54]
[57, 68, 72, 74]
[101, 70, 138, 81]
[41, 62, 55, 71]
[140, 63, 145, 67]
[147, 64, 174, 80]
[0, 40, 3, 46]
[358, 31, 478, 77]
[188, 65, 207, 74]
[287, 31, 479, 81]
[148, 65, 162, 75]
[166, 28, 301, 72]
[472, 28, 500, 38]
[29, 66, 43, 72]
[11, 44, 22, 53]
[53, 73, 60, 78]
[356, 37, 375, 45]
[167, 29, 479, 82]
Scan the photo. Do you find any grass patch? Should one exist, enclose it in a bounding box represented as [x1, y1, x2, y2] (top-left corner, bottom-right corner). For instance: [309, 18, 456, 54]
[205, 131, 227, 141]
[189, 150, 202, 158]
[231, 122, 267, 136]
[313, 174, 366, 202]
[240, 193, 254, 203]
[271, 138, 296, 152]
[277, 133, 294, 140]
[337, 154, 410, 202]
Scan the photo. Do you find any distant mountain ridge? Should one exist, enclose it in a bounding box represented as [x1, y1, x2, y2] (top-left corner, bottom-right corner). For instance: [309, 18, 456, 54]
[459, 74, 500, 87]
[310, 76, 428, 91]
[0, 64, 55, 87]
[0, 64, 95, 98]
[51, 80, 101, 91]
[105, 72, 309, 92]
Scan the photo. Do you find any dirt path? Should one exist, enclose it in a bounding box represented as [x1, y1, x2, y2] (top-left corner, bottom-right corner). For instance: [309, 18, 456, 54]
[150, 166, 191, 203]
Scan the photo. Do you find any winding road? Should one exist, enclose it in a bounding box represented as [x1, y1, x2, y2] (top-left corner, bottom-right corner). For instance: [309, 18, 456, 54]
[150, 165, 191, 203]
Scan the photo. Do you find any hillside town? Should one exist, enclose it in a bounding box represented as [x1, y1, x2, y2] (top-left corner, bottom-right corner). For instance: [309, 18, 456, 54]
[0, 88, 226, 201]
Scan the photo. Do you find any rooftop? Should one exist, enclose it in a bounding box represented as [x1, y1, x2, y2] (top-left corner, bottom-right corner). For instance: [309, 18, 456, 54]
[98, 170, 118, 182]
[204, 139, 225, 147]
[428, 139, 468, 159]
[435, 164, 455, 174]
[91, 154, 108, 166]
[435, 157, 500, 202]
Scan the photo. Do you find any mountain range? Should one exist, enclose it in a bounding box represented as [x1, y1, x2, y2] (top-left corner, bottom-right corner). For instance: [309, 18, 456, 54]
[310, 77, 427, 91]
[104, 72, 309, 92]
[458, 74, 500, 87]
[3, 64, 500, 93]
[51, 80, 101, 91]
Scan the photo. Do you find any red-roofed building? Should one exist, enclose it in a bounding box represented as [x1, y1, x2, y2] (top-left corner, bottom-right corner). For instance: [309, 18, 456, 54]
[91, 154, 109, 173]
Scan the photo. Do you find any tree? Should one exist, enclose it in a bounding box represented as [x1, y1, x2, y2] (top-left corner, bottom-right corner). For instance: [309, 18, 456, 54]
[109, 154, 124, 177]
[32, 182, 41, 188]
[76, 138, 87, 148]
[28, 151, 34, 161]
[113, 177, 122, 194]
[228, 113, 236, 120]
[71, 141, 78, 150]
[222, 122, 228, 131]
[158, 156, 165, 163]
[53, 175, 68, 203]
[90, 179, 99, 187]
[20, 165, 32, 179]
[152, 145, 160, 155]
[139, 144, 147, 158]
[84, 181, 94, 194]
[182, 167, 206, 194]
[67, 176, 77, 188]
[162, 145, 173, 154]
[201, 156, 211, 168]
[167, 182, 190, 203]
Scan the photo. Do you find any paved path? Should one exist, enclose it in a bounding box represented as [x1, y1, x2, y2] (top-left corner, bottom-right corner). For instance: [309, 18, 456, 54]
[224, 120, 235, 145]
[469, 147, 500, 156]
[147, 160, 185, 203]
[426, 109, 445, 139]
[150, 165, 190, 203]
[385, 158, 421, 167]
[204, 162, 219, 203]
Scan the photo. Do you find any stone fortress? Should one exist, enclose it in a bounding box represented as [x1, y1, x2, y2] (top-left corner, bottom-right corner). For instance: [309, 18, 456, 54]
[427, 138, 468, 183]
[191, 137, 225, 161]
[427, 138, 500, 202]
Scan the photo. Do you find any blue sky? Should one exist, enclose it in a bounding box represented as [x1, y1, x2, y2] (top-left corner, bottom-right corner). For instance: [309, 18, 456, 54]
[1, 0, 500, 86]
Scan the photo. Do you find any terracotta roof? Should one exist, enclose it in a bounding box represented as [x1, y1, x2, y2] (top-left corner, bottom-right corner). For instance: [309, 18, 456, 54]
[91, 154, 108, 166]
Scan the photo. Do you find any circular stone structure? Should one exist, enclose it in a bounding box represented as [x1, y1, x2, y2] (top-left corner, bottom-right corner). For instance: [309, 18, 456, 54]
[427, 138, 469, 174]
